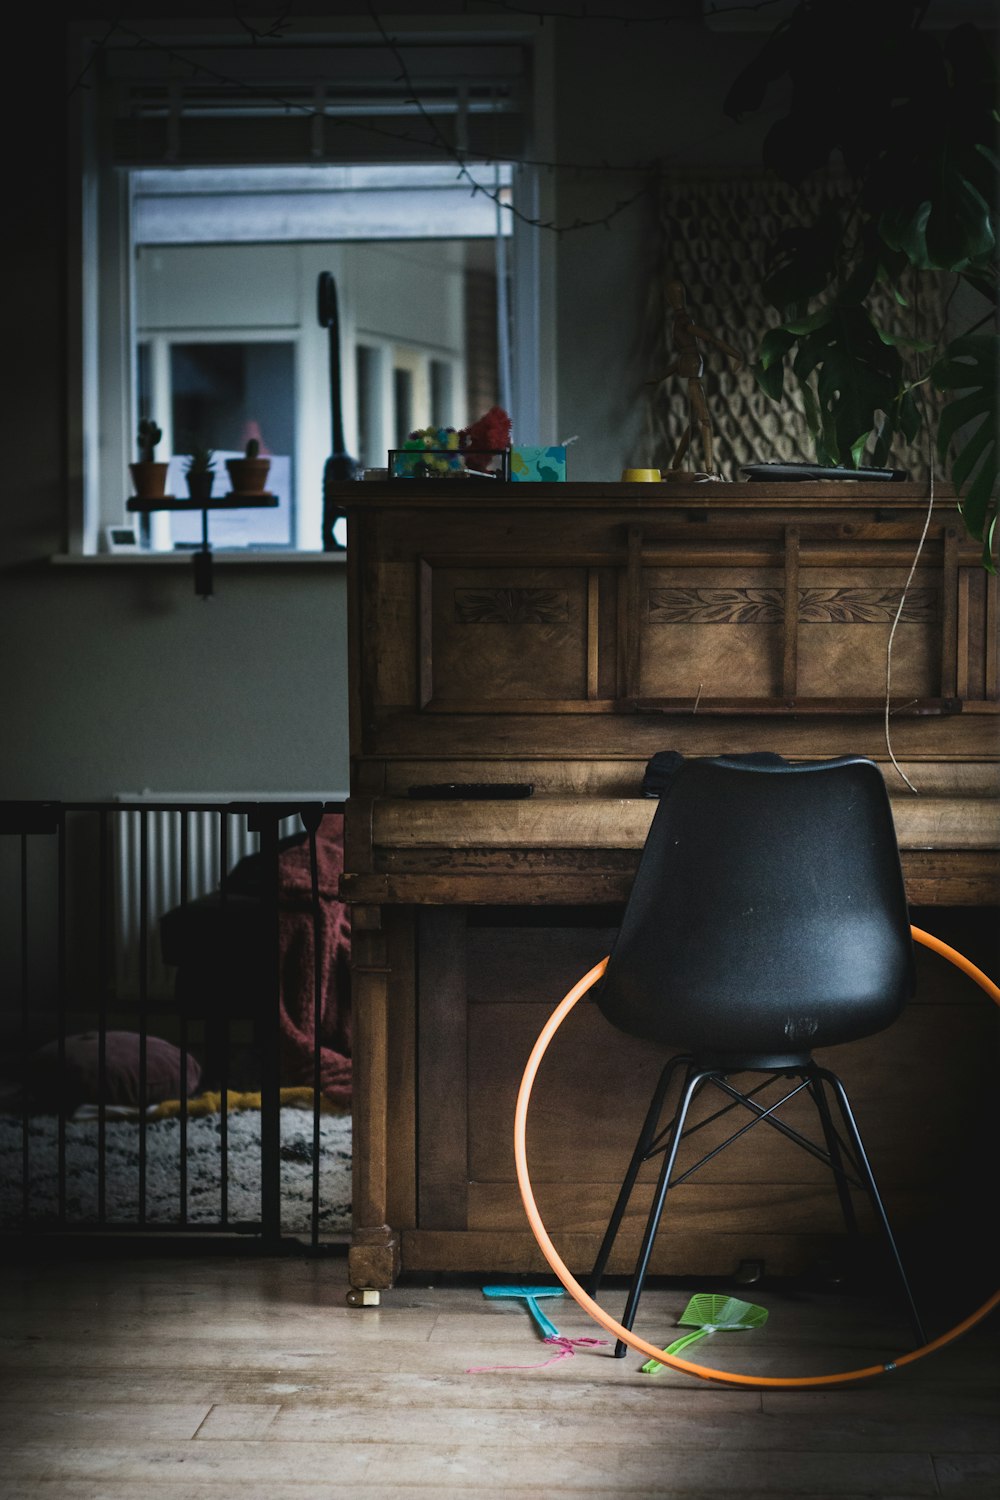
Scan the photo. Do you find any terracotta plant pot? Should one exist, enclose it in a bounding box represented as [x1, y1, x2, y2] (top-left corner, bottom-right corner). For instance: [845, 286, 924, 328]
[225, 457, 271, 495]
[129, 461, 169, 500]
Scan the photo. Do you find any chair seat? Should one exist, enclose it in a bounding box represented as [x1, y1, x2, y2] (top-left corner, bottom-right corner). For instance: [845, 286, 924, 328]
[692, 1050, 813, 1071]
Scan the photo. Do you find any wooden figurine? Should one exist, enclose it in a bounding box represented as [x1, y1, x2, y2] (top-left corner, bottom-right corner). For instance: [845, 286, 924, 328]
[655, 278, 743, 478]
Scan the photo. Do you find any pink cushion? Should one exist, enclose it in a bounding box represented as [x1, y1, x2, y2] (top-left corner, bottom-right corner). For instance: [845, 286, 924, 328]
[28, 1031, 201, 1111]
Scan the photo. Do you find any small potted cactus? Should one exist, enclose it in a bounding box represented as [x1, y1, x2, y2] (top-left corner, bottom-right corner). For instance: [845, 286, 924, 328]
[183, 442, 217, 503]
[129, 418, 169, 500]
[225, 437, 271, 496]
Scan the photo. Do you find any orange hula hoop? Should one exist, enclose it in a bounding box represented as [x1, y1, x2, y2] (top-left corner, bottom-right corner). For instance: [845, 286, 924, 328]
[513, 926, 1000, 1389]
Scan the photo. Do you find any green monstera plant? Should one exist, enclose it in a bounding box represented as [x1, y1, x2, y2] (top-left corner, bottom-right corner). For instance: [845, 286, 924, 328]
[725, 0, 998, 566]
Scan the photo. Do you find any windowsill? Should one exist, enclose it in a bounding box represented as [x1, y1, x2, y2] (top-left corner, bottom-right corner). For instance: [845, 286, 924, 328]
[51, 550, 347, 566]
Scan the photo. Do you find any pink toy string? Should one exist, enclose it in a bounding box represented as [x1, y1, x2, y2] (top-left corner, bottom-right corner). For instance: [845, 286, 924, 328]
[466, 1336, 609, 1374]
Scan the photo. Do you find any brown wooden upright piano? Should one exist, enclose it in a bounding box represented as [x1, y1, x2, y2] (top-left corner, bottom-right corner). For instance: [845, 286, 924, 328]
[337, 479, 999, 1296]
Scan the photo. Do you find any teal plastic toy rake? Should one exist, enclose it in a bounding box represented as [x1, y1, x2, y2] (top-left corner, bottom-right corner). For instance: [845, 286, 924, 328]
[482, 1285, 566, 1338]
[641, 1293, 768, 1373]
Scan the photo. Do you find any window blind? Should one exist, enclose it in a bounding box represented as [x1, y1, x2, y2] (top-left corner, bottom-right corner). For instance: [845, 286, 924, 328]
[101, 39, 527, 167]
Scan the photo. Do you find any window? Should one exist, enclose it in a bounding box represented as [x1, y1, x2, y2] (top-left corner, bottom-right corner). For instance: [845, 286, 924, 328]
[130, 171, 507, 549]
[70, 23, 554, 554]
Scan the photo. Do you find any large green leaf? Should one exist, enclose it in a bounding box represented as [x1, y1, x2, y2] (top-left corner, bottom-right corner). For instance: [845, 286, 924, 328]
[776, 307, 907, 467]
[762, 211, 844, 313]
[754, 326, 798, 400]
[872, 384, 919, 468]
[932, 333, 999, 565]
[875, 330, 936, 354]
[898, 388, 921, 445]
[880, 163, 995, 271]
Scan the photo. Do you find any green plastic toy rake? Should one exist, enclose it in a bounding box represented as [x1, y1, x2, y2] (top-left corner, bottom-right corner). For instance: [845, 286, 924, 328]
[641, 1293, 768, 1373]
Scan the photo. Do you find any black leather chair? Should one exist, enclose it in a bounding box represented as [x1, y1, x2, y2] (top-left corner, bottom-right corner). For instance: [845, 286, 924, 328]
[588, 754, 926, 1355]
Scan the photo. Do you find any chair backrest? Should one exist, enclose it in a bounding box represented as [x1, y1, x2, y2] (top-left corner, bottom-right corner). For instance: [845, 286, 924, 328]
[596, 756, 915, 1062]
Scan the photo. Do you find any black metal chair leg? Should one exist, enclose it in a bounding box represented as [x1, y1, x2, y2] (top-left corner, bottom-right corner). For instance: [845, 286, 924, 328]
[613, 1066, 708, 1357]
[807, 1073, 861, 1238]
[588, 1054, 690, 1298]
[818, 1067, 927, 1348]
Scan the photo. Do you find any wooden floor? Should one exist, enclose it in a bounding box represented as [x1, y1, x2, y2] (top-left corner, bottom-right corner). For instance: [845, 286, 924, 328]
[0, 1249, 997, 1499]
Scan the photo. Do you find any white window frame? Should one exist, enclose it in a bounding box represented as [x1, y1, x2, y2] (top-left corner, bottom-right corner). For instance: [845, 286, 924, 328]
[67, 19, 556, 556]
[354, 341, 390, 470]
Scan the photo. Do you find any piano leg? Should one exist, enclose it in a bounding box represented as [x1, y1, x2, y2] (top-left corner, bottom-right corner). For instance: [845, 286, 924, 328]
[347, 914, 401, 1295]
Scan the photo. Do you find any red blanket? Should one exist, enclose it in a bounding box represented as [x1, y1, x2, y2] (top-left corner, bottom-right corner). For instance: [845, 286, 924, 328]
[276, 814, 352, 1108]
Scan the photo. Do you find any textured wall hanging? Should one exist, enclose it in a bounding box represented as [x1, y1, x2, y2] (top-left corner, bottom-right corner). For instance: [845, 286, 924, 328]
[644, 172, 947, 482]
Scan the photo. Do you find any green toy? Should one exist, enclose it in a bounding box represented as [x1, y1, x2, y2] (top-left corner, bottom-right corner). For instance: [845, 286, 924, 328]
[641, 1293, 768, 1373]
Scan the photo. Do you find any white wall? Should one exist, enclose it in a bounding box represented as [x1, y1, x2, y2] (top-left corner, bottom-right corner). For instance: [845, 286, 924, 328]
[2, 564, 349, 799]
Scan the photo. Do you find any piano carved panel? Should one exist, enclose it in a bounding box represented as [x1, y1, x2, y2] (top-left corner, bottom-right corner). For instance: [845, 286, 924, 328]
[424, 564, 591, 704]
[419, 560, 624, 708]
[645, 584, 940, 625]
[619, 519, 988, 713]
[791, 567, 940, 700]
[639, 570, 941, 701]
[639, 566, 784, 699]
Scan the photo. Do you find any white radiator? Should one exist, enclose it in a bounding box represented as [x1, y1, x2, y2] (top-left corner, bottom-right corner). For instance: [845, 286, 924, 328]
[112, 798, 307, 1002]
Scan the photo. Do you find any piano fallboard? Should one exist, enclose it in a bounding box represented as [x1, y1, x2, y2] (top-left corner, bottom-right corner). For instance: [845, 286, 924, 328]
[341, 782, 1000, 908]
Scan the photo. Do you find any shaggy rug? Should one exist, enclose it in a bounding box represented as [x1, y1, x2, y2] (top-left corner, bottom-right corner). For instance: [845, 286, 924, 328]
[0, 1107, 352, 1234]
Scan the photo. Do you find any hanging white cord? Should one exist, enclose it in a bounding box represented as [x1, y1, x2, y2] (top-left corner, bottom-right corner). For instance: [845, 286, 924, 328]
[884, 464, 936, 794]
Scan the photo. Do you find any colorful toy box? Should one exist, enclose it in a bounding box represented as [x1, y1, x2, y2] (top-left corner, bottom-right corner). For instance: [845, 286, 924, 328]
[511, 446, 567, 482]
